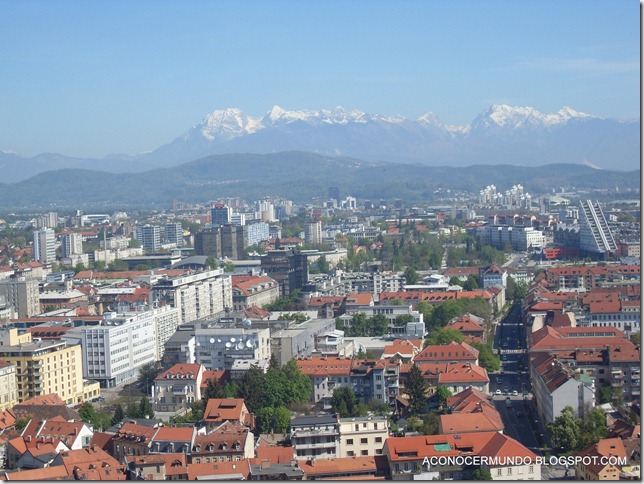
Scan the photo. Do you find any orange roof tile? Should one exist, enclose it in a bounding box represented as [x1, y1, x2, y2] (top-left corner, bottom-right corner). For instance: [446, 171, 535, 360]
[186, 460, 250, 480]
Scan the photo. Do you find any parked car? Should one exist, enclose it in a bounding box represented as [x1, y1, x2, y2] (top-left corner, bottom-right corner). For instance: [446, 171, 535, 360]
[495, 389, 502, 395]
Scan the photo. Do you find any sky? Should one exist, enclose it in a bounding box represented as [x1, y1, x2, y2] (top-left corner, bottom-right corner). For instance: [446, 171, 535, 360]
[0, 0, 639, 159]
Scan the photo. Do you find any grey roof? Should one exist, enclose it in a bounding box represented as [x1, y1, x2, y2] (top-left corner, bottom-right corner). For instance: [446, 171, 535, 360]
[291, 415, 338, 427]
[250, 463, 304, 478]
[171, 256, 209, 269]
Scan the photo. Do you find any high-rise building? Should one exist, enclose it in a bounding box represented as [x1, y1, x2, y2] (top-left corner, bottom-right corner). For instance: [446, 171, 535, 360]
[211, 204, 232, 227]
[134, 225, 161, 252]
[261, 248, 309, 297]
[195, 229, 222, 258]
[579, 200, 618, 259]
[33, 228, 56, 265]
[61, 233, 83, 258]
[245, 221, 269, 247]
[165, 222, 184, 247]
[0, 278, 40, 318]
[305, 221, 323, 244]
[35, 212, 58, 229]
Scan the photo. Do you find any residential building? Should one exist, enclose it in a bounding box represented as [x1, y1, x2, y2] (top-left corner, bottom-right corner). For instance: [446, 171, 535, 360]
[21, 416, 93, 450]
[191, 421, 254, 463]
[480, 263, 508, 289]
[384, 432, 541, 480]
[291, 415, 340, 460]
[579, 200, 618, 259]
[297, 455, 389, 480]
[33, 228, 56, 265]
[0, 278, 40, 318]
[0, 330, 84, 404]
[61, 233, 83, 258]
[0, 360, 18, 411]
[165, 222, 184, 248]
[153, 363, 204, 413]
[151, 269, 232, 324]
[111, 421, 160, 461]
[476, 224, 545, 251]
[414, 341, 480, 366]
[338, 416, 389, 457]
[161, 327, 196, 369]
[203, 398, 253, 429]
[149, 427, 196, 455]
[134, 224, 161, 253]
[231, 275, 280, 311]
[304, 221, 322, 244]
[530, 353, 595, 425]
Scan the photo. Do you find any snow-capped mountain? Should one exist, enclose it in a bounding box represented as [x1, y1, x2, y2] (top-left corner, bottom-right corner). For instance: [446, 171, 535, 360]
[0, 104, 638, 183]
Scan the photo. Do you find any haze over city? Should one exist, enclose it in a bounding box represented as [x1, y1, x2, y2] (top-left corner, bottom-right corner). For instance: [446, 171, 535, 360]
[0, 0, 639, 159]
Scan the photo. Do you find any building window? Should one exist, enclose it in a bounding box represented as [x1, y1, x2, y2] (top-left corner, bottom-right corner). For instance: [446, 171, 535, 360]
[497, 469, 502, 476]
[507, 468, 512, 476]
[529, 465, 534, 474]
[375, 437, 382, 443]
[347, 439, 353, 445]
[361, 438, 368, 444]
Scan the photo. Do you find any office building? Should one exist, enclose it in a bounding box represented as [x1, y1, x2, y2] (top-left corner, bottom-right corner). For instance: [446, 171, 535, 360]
[0, 278, 40, 318]
[211, 205, 232, 227]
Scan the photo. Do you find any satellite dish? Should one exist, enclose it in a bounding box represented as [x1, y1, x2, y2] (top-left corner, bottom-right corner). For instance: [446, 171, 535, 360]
[217, 339, 221, 343]
[225, 342, 232, 348]
[230, 337, 236, 343]
[236, 342, 244, 350]
[196, 342, 201, 347]
[246, 339, 253, 348]
[242, 319, 252, 327]
[209, 338, 215, 344]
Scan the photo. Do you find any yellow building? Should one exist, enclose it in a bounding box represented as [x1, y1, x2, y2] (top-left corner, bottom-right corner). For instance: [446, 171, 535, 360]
[0, 329, 84, 404]
[0, 360, 18, 411]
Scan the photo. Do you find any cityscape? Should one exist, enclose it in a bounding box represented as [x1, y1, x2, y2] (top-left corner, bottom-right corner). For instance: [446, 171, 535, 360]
[0, 0, 639, 481]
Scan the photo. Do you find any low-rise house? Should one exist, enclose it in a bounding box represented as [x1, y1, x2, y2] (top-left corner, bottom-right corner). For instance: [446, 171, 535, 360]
[21, 415, 93, 450]
[153, 363, 204, 413]
[575, 438, 629, 480]
[186, 460, 251, 480]
[231, 275, 280, 311]
[49, 445, 126, 480]
[414, 341, 480, 366]
[445, 314, 486, 343]
[110, 421, 159, 461]
[8, 436, 67, 470]
[440, 387, 504, 434]
[297, 455, 389, 480]
[416, 362, 490, 395]
[124, 453, 189, 480]
[203, 398, 254, 429]
[191, 421, 254, 463]
[381, 339, 422, 363]
[384, 431, 540, 480]
[149, 426, 195, 455]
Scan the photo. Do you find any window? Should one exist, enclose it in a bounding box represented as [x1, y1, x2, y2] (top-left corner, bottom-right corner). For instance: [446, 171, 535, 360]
[347, 451, 355, 457]
[361, 438, 368, 444]
[375, 437, 382, 443]
[497, 469, 502, 476]
[507, 468, 512, 476]
[529, 465, 534, 474]
[361, 450, 368, 456]
[347, 439, 353, 445]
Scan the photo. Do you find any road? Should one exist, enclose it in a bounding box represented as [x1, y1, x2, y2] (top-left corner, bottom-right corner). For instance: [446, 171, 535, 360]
[490, 303, 545, 453]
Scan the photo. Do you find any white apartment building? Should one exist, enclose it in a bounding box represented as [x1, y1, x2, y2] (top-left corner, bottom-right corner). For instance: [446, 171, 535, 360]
[338, 416, 389, 457]
[61, 233, 83, 258]
[151, 269, 233, 324]
[150, 305, 182, 361]
[305, 221, 323, 244]
[194, 326, 271, 371]
[33, 228, 56, 265]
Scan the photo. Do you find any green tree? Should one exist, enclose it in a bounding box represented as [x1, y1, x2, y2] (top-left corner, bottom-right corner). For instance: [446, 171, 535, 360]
[205, 256, 218, 269]
[139, 397, 155, 419]
[416, 301, 433, 322]
[426, 328, 465, 346]
[367, 398, 391, 416]
[579, 407, 608, 449]
[463, 275, 479, 291]
[331, 387, 363, 418]
[255, 406, 291, 434]
[128, 238, 140, 248]
[137, 362, 158, 395]
[420, 410, 440, 435]
[112, 404, 125, 426]
[471, 469, 493, 480]
[470, 341, 500, 373]
[109, 259, 129, 271]
[406, 364, 428, 415]
[403, 266, 419, 285]
[201, 377, 225, 406]
[547, 406, 581, 454]
[238, 366, 267, 413]
[435, 385, 453, 408]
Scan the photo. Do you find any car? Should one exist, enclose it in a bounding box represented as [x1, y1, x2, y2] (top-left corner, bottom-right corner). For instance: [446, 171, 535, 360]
[512, 390, 518, 396]
[495, 389, 502, 395]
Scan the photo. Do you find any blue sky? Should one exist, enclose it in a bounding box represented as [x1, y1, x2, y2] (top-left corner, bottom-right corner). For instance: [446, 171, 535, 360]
[0, 0, 639, 158]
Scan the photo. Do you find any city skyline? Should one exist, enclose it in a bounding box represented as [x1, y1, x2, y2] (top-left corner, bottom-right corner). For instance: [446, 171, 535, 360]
[0, 0, 639, 159]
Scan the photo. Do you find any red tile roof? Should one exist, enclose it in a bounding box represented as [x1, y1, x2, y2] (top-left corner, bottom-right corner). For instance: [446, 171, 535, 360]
[155, 363, 202, 381]
[186, 460, 251, 480]
[414, 341, 479, 363]
[203, 399, 252, 427]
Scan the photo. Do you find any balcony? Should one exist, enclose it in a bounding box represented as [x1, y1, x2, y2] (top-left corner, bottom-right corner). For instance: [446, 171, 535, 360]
[294, 441, 338, 450]
[292, 429, 339, 438]
[171, 385, 189, 395]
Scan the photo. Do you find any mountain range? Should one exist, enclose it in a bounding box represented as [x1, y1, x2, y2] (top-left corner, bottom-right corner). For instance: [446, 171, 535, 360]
[0, 104, 639, 183]
[0, 152, 638, 211]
